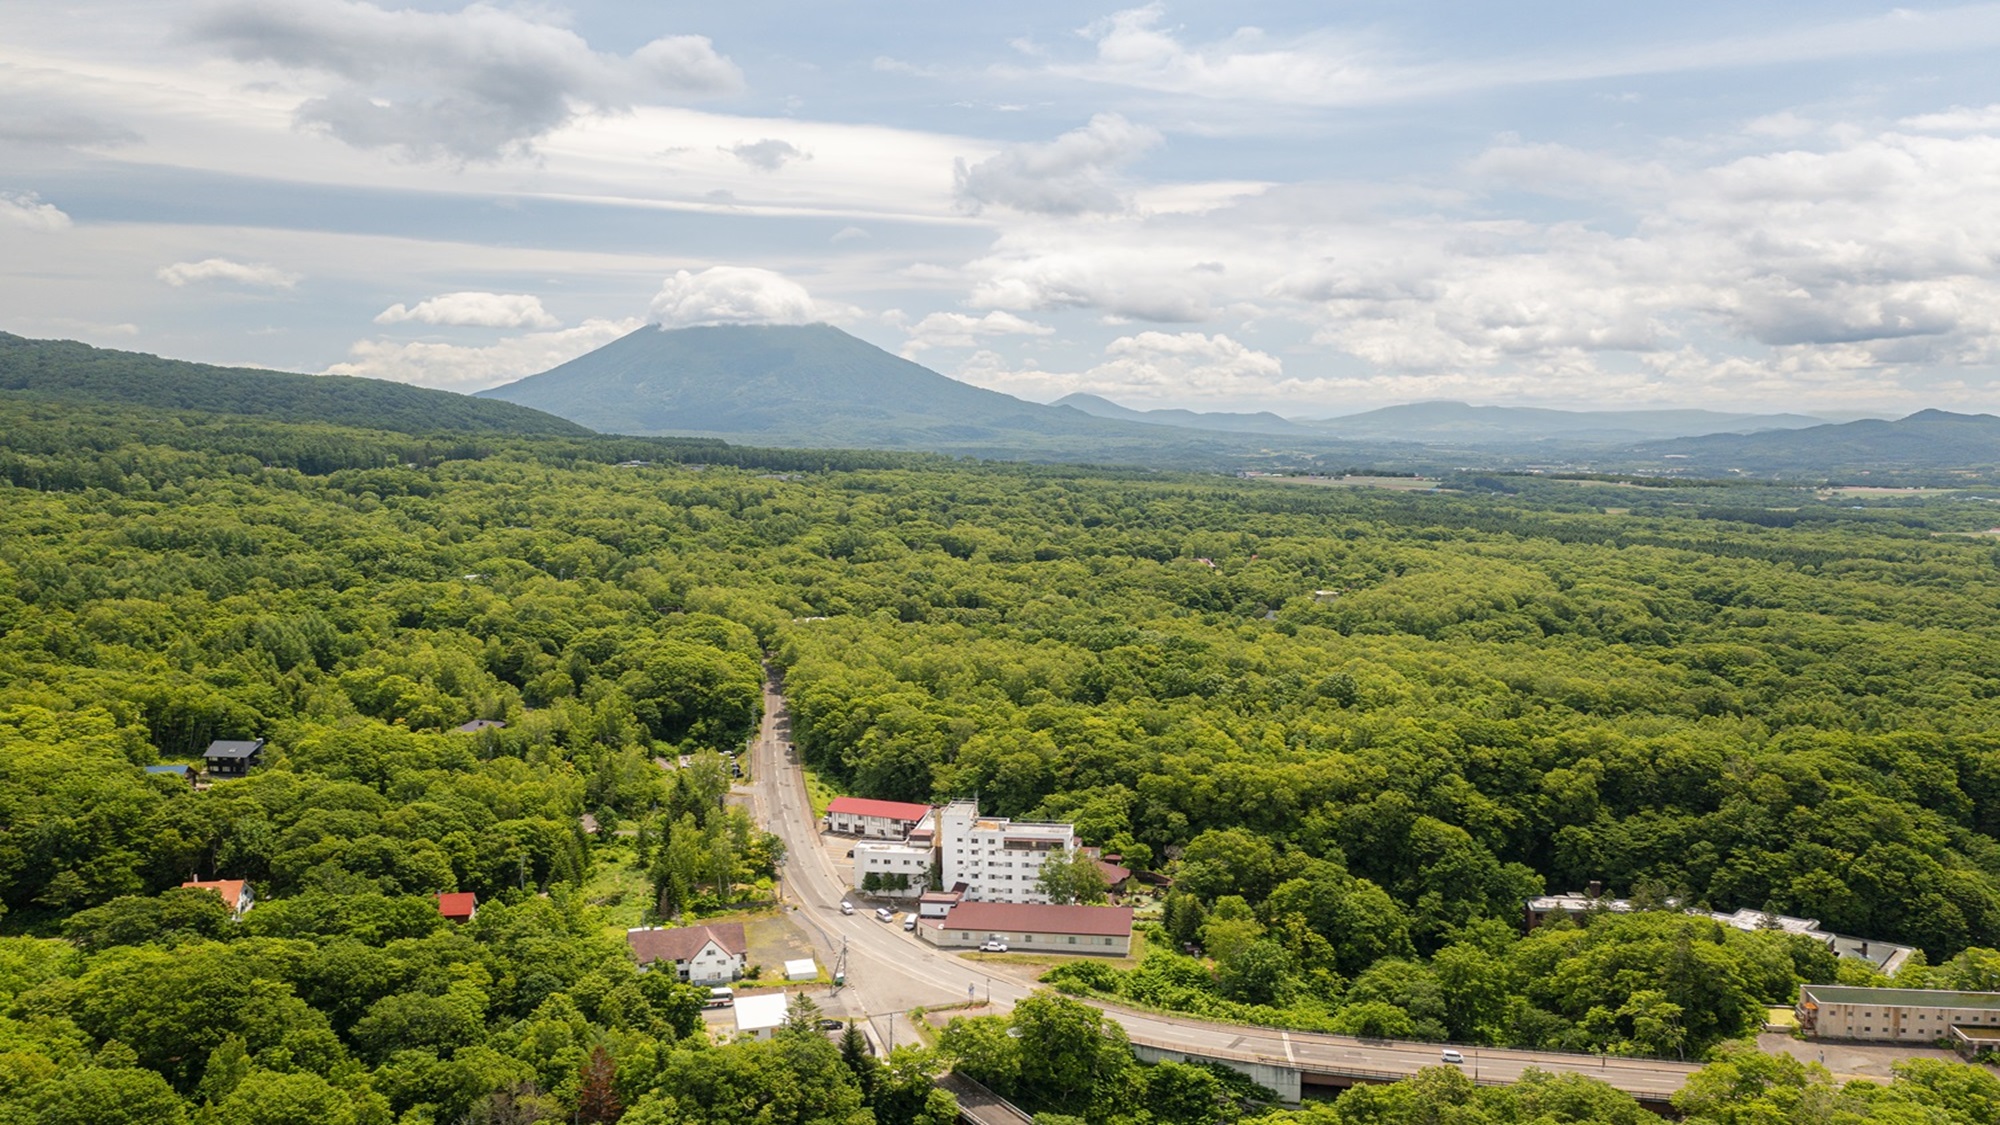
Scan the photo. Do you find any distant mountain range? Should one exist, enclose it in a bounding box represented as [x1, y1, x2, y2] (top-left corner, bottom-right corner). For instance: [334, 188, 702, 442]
[1309, 401, 1827, 443]
[10, 326, 1996, 481]
[477, 323, 1237, 460]
[480, 323, 1857, 454]
[1052, 392, 1314, 435]
[1054, 392, 1827, 443]
[1637, 409, 2000, 476]
[0, 332, 588, 437]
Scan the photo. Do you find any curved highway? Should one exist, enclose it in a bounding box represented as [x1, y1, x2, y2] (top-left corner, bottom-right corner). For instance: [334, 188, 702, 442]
[747, 673, 1699, 1101]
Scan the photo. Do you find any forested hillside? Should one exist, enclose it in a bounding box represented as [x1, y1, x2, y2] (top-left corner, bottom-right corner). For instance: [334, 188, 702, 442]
[0, 332, 593, 437]
[8, 396, 2000, 1120]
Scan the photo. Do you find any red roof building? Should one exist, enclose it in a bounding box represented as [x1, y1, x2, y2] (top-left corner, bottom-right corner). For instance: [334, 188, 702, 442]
[826, 796, 934, 838]
[921, 902, 1134, 955]
[628, 923, 749, 984]
[181, 879, 254, 918]
[437, 892, 478, 922]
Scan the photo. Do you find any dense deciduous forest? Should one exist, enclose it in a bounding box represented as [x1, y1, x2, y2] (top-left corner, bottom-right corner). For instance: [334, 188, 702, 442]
[8, 393, 2000, 1121]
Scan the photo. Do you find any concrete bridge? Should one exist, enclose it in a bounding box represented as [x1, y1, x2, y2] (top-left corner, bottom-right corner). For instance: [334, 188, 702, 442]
[1119, 1018, 1699, 1107]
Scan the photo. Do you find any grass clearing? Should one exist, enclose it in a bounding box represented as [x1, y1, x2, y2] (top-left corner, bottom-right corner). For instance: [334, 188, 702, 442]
[801, 766, 837, 821]
[1263, 474, 1441, 491]
[1816, 486, 1963, 497]
[582, 841, 654, 938]
[734, 910, 821, 982]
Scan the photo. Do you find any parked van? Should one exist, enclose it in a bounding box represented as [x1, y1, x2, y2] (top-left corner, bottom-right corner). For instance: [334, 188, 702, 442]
[902, 914, 916, 931]
[705, 987, 734, 1009]
[875, 907, 894, 922]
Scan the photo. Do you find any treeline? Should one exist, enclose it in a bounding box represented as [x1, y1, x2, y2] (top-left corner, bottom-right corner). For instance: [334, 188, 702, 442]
[0, 398, 951, 492]
[1048, 910, 1826, 1056]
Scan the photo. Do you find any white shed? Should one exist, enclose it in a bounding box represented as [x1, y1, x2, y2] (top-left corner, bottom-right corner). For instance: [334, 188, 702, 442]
[784, 958, 818, 982]
[733, 993, 789, 1040]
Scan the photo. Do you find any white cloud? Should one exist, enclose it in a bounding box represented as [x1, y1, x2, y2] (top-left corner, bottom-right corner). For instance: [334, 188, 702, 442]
[374, 291, 558, 329]
[0, 192, 72, 232]
[831, 226, 870, 243]
[943, 110, 2000, 411]
[949, 331, 1285, 404]
[0, 113, 139, 148]
[157, 258, 300, 288]
[901, 310, 1052, 354]
[948, 349, 1075, 401]
[954, 113, 1160, 215]
[191, 0, 742, 161]
[727, 138, 810, 171]
[1060, 5, 1384, 106]
[1901, 104, 2000, 132]
[648, 266, 818, 327]
[967, 231, 1225, 322]
[1466, 141, 1672, 199]
[326, 317, 641, 390]
[1090, 331, 1283, 395]
[1052, 4, 2000, 110]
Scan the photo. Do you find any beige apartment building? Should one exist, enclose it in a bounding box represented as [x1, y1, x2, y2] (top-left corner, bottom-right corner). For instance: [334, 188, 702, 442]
[1798, 984, 2000, 1044]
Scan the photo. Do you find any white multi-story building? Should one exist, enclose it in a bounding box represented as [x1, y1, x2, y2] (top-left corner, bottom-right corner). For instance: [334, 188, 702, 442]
[938, 799, 1075, 905]
[853, 840, 931, 896]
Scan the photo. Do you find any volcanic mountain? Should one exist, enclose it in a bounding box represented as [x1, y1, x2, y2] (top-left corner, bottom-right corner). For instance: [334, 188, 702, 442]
[476, 323, 1215, 457]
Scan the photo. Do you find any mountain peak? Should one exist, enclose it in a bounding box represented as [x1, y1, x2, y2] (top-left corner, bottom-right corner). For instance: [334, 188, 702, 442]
[1901, 408, 1995, 424]
[476, 322, 1177, 455]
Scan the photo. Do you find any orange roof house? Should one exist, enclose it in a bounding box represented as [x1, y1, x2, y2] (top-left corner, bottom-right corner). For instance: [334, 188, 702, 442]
[437, 892, 478, 922]
[181, 879, 255, 918]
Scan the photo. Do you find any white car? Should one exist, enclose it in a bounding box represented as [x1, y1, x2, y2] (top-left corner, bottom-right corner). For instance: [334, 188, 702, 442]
[980, 938, 1008, 953]
[840, 901, 854, 915]
[1440, 1049, 1465, 1065]
[876, 907, 894, 922]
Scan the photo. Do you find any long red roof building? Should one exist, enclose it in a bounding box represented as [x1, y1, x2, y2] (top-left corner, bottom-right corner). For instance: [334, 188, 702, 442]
[826, 796, 933, 822]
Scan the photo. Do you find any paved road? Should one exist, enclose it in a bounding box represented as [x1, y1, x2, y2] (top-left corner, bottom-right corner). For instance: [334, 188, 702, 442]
[747, 671, 1700, 1101]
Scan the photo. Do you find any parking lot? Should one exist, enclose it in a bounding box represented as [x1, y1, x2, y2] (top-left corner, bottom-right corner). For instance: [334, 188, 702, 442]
[1758, 1032, 1970, 1080]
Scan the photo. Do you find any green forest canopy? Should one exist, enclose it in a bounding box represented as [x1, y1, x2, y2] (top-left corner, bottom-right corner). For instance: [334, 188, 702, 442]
[9, 396, 2000, 1120]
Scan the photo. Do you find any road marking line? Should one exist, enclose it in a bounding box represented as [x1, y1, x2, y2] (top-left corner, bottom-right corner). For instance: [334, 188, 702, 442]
[1283, 1031, 1295, 1064]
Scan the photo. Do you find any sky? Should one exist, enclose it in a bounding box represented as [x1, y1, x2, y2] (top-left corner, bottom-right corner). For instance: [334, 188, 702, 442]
[5, 2, 2000, 416]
